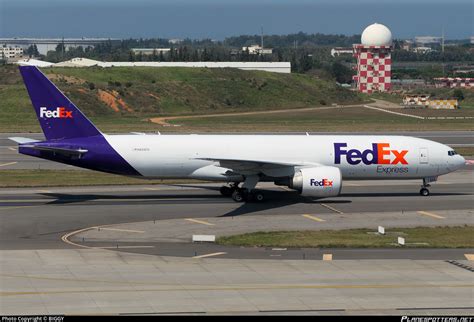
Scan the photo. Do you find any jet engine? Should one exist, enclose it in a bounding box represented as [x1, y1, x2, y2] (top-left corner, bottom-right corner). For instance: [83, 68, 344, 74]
[289, 166, 342, 197]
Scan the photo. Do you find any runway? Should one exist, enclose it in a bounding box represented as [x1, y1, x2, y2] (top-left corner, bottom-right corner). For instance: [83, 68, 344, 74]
[1, 131, 473, 169]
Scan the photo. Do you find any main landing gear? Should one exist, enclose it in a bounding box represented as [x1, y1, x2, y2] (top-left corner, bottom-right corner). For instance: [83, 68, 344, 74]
[419, 178, 432, 196]
[220, 176, 264, 202]
[220, 185, 265, 202]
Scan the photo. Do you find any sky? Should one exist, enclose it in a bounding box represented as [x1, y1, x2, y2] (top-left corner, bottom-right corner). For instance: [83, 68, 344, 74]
[0, 0, 472, 40]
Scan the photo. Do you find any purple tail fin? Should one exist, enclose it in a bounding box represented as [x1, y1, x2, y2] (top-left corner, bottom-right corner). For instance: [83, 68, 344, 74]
[19, 66, 102, 140]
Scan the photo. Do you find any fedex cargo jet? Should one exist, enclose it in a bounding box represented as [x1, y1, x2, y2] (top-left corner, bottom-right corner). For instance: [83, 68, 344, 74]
[10, 66, 465, 202]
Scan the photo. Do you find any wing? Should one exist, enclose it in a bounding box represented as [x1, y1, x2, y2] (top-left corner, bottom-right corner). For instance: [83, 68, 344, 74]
[196, 157, 315, 177]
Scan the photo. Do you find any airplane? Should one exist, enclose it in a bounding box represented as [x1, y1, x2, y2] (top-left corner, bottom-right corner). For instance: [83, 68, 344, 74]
[9, 66, 466, 202]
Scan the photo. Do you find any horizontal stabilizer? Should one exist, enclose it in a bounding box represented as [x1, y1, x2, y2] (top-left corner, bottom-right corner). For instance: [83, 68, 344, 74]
[21, 145, 88, 157]
[8, 137, 40, 144]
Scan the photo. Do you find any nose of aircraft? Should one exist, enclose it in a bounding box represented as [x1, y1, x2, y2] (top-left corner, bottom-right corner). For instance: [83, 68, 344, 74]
[457, 155, 467, 169]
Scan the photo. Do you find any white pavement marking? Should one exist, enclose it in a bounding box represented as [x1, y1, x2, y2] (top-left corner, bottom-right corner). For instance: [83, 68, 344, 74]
[98, 227, 145, 233]
[363, 105, 425, 119]
[417, 211, 446, 219]
[320, 203, 344, 214]
[302, 214, 325, 222]
[192, 252, 227, 259]
[61, 227, 95, 249]
[0, 162, 17, 167]
[185, 218, 215, 226]
[8, 147, 17, 151]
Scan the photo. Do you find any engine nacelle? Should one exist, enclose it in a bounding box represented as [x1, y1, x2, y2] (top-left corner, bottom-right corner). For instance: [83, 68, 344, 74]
[290, 166, 342, 198]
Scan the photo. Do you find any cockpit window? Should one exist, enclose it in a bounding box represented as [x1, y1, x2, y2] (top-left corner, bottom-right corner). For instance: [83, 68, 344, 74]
[448, 150, 458, 156]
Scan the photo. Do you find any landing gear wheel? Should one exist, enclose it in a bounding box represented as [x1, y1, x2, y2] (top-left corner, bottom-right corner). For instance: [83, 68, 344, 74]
[420, 188, 430, 196]
[232, 190, 245, 202]
[253, 191, 265, 202]
[220, 186, 233, 197]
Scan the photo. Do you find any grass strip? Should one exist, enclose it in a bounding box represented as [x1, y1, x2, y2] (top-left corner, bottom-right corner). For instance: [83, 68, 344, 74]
[217, 226, 474, 248]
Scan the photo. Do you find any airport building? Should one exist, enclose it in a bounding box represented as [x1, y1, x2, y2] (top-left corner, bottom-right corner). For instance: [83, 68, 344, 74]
[0, 45, 23, 59]
[131, 48, 171, 55]
[330, 47, 353, 57]
[415, 36, 442, 45]
[16, 58, 291, 73]
[434, 77, 474, 88]
[0, 38, 118, 55]
[242, 45, 273, 55]
[403, 94, 459, 109]
[352, 23, 393, 93]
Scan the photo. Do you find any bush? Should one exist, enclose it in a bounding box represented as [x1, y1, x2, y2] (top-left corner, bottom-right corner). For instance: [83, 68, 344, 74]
[453, 89, 464, 101]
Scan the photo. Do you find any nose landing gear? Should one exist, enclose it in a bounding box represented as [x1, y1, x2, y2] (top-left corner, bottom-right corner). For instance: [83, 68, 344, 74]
[419, 177, 435, 196]
[420, 187, 430, 196]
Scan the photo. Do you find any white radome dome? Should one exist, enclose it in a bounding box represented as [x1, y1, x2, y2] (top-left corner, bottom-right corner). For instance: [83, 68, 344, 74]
[361, 23, 392, 46]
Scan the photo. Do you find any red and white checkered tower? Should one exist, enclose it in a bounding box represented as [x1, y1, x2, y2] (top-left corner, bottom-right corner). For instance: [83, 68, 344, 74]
[353, 23, 393, 93]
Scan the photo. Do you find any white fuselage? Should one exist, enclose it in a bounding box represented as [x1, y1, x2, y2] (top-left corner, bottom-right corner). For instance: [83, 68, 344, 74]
[104, 134, 465, 181]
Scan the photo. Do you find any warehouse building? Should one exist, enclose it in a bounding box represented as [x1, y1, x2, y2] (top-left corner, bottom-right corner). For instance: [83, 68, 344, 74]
[434, 77, 474, 88]
[16, 58, 291, 73]
[0, 38, 118, 55]
[403, 94, 459, 109]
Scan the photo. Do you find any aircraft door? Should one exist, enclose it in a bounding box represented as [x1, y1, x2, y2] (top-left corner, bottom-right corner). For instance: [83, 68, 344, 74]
[420, 148, 429, 164]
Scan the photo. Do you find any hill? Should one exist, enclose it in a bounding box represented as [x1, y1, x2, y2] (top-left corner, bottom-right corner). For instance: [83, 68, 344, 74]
[0, 65, 364, 132]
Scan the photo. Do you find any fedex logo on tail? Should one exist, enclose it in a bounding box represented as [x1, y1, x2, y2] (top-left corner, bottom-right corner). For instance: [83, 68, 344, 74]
[334, 143, 408, 165]
[310, 178, 333, 187]
[39, 107, 73, 119]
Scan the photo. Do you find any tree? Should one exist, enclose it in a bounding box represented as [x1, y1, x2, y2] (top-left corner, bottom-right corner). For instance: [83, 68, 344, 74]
[55, 42, 65, 53]
[453, 89, 464, 101]
[331, 62, 353, 84]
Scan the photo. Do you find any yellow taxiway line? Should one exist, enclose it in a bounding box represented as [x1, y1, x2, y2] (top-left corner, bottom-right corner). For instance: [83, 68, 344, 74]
[320, 203, 344, 214]
[302, 214, 325, 222]
[0, 162, 17, 167]
[185, 218, 215, 226]
[417, 211, 445, 219]
[2, 283, 472, 297]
